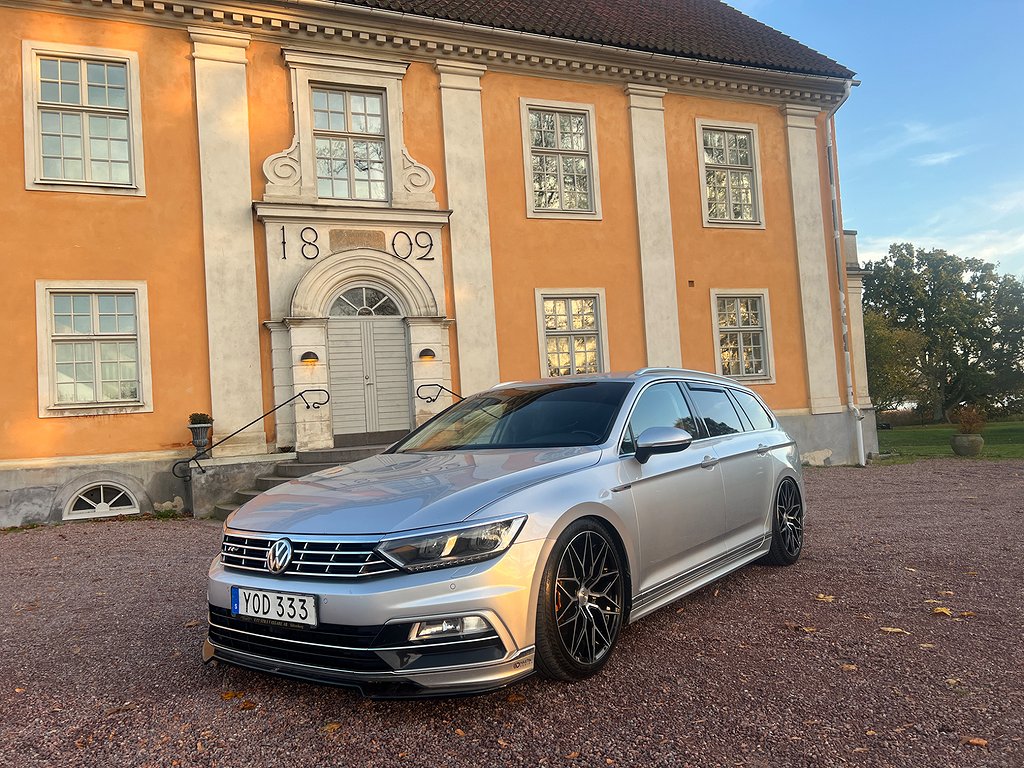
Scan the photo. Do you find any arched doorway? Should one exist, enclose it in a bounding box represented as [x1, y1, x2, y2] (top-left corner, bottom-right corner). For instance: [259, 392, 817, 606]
[327, 284, 412, 437]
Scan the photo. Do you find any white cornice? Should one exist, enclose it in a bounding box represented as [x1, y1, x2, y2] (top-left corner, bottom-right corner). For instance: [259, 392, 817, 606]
[10, 0, 852, 107]
[254, 201, 452, 227]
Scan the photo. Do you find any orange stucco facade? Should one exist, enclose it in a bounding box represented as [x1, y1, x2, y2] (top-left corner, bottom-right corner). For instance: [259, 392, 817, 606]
[0, 1, 874, 524]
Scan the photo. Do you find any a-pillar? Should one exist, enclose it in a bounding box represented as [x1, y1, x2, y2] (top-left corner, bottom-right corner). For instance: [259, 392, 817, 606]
[435, 61, 500, 396]
[190, 27, 266, 455]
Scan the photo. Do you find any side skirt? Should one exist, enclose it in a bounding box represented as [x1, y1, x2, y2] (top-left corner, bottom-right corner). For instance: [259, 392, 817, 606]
[628, 534, 770, 622]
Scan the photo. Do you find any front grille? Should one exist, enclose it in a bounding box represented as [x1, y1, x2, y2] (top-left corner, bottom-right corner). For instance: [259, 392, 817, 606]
[221, 533, 399, 579]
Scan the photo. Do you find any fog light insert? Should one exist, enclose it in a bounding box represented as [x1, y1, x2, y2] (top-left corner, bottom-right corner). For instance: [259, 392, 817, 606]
[409, 615, 492, 642]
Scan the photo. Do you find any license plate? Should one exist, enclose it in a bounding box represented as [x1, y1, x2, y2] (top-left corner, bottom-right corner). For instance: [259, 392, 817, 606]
[231, 586, 318, 627]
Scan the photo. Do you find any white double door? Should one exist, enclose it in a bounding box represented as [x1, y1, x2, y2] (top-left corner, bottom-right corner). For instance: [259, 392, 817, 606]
[327, 316, 412, 436]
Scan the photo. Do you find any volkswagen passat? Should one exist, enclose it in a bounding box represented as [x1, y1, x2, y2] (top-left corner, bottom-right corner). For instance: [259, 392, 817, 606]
[204, 368, 805, 697]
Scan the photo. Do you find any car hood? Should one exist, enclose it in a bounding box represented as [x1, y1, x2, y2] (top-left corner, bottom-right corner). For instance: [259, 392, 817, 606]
[226, 447, 601, 535]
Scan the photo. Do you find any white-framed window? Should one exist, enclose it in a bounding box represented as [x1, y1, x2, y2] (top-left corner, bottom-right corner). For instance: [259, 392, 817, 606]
[696, 119, 763, 228]
[36, 281, 154, 417]
[535, 289, 610, 377]
[520, 98, 602, 220]
[312, 87, 388, 201]
[22, 41, 145, 196]
[711, 290, 774, 382]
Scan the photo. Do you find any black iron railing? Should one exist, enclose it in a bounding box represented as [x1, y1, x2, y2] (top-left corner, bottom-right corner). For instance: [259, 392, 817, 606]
[415, 384, 462, 404]
[172, 389, 330, 481]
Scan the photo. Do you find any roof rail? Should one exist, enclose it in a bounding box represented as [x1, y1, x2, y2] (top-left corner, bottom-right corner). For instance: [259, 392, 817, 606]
[631, 367, 687, 377]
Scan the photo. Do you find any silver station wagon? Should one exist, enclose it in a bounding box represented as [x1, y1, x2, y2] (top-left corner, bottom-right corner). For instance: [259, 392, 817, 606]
[204, 368, 805, 697]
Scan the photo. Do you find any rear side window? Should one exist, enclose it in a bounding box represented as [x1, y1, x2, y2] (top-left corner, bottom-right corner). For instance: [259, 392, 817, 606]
[731, 389, 774, 431]
[686, 385, 745, 437]
[622, 382, 697, 453]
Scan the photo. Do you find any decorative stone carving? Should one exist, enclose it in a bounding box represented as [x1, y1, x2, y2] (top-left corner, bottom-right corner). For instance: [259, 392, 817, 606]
[400, 148, 438, 208]
[262, 138, 302, 200]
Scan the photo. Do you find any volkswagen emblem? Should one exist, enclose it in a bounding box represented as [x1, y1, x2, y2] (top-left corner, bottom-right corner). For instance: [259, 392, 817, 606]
[266, 538, 293, 574]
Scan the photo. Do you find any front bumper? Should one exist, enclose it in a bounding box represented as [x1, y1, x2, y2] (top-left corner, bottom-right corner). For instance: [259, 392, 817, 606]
[205, 537, 543, 698]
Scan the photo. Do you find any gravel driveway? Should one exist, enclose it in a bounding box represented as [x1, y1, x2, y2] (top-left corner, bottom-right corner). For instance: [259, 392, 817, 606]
[2, 458, 1022, 767]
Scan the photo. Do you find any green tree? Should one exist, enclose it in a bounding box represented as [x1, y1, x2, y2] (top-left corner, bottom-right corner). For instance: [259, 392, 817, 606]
[863, 243, 1024, 421]
[862, 310, 926, 412]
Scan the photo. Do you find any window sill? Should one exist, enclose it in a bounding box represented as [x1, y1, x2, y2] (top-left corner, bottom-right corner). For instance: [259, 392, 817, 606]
[27, 179, 145, 197]
[40, 401, 153, 418]
[702, 218, 765, 230]
[527, 209, 603, 221]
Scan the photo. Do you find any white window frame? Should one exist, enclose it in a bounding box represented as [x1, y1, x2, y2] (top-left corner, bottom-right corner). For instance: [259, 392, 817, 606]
[311, 86, 390, 202]
[36, 280, 154, 417]
[695, 119, 764, 229]
[535, 288, 611, 377]
[710, 289, 775, 384]
[22, 41, 145, 196]
[520, 98, 602, 220]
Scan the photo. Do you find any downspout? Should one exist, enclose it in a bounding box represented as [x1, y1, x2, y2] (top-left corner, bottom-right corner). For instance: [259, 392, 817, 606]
[824, 85, 865, 466]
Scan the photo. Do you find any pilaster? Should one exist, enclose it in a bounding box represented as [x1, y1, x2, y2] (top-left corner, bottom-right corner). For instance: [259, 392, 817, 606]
[190, 27, 267, 455]
[782, 104, 843, 414]
[626, 84, 683, 367]
[436, 61, 500, 395]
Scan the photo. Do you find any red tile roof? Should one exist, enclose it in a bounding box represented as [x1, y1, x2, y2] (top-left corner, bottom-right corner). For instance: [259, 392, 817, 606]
[333, 0, 855, 79]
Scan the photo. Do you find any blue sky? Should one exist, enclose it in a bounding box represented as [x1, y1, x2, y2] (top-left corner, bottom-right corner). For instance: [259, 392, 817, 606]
[729, 0, 1024, 277]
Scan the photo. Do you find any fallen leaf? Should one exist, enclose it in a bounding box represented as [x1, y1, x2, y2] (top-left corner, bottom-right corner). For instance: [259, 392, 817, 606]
[498, 739, 510, 748]
[853, 747, 870, 753]
[455, 728, 466, 737]
[323, 723, 341, 734]
[938, 590, 954, 597]
[606, 760, 615, 765]
[959, 611, 975, 617]
[965, 571, 978, 576]
[932, 607, 953, 616]
[841, 663, 857, 672]
[564, 752, 580, 760]
[866, 730, 877, 736]
[237, 701, 257, 711]
[713, 589, 719, 597]
[184, 620, 200, 628]
[904, 567, 917, 572]
[220, 691, 244, 700]
[961, 737, 988, 747]
[398, 752, 408, 758]
[506, 693, 525, 703]
[919, 643, 936, 649]
[815, 594, 835, 603]
[881, 627, 911, 635]
[801, 626, 817, 633]
[945, 678, 963, 686]
[923, 599, 942, 604]
[14, 688, 25, 694]
[196, 742, 205, 753]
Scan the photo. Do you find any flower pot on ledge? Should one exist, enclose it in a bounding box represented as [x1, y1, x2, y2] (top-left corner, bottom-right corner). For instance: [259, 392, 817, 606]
[950, 433, 984, 457]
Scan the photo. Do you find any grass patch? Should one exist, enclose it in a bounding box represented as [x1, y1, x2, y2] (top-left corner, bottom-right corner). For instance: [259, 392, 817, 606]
[875, 420, 1024, 463]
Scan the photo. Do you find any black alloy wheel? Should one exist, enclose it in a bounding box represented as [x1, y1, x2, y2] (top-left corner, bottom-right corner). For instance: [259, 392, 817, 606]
[763, 477, 804, 566]
[535, 520, 626, 680]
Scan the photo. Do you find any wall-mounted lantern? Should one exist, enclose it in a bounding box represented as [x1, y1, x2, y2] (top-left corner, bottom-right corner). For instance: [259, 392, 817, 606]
[418, 348, 437, 361]
[300, 351, 319, 366]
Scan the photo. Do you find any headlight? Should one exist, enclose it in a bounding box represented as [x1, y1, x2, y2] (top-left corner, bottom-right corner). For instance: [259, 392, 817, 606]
[376, 516, 526, 572]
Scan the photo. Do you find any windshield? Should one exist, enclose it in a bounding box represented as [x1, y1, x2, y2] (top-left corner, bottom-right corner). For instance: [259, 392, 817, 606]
[394, 381, 632, 452]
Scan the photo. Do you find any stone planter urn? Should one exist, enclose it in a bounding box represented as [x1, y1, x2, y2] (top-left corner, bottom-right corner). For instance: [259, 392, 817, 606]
[950, 433, 984, 457]
[188, 413, 214, 458]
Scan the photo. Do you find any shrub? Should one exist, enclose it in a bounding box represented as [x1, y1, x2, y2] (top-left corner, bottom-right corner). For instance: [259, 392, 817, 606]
[188, 412, 214, 425]
[952, 405, 986, 434]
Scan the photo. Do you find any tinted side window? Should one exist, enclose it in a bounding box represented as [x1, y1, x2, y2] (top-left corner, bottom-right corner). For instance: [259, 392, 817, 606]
[622, 382, 697, 453]
[731, 389, 774, 431]
[687, 385, 746, 437]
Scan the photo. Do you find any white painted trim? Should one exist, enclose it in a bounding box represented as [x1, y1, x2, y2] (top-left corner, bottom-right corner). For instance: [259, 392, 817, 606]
[694, 118, 764, 229]
[35, 279, 155, 418]
[22, 40, 146, 196]
[519, 97, 602, 220]
[534, 288, 611, 376]
[63, 479, 140, 520]
[709, 288, 776, 385]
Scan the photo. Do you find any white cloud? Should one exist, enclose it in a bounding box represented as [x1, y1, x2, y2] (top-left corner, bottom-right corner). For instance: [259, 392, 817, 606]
[912, 148, 971, 166]
[845, 120, 967, 169]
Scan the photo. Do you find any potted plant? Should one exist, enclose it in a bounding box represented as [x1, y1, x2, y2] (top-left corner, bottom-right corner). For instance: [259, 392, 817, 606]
[950, 405, 985, 457]
[188, 412, 214, 458]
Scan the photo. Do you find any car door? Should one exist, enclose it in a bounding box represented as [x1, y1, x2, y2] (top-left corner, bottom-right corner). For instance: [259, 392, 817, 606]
[686, 383, 773, 552]
[621, 382, 728, 595]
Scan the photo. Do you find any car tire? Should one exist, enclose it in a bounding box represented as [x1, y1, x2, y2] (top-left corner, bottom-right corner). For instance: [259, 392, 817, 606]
[534, 519, 626, 681]
[761, 477, 804, 566]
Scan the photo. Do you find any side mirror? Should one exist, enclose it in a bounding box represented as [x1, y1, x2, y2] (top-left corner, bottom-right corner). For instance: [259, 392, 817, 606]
[634, 426, 693, 464]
